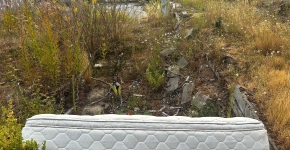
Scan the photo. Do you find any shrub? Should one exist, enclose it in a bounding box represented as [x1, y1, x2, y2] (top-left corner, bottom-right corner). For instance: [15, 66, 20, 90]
[0, 100, 45, 150]
[0, 100, 22, 149]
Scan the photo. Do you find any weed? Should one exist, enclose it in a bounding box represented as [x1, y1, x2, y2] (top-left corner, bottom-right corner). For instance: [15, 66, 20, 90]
[72, 75, 77, 112]
[127, 96, 146, 111]
[190, 100, 219, 117]
[17, 88, 57, 124]
[1, 9, 19, 35]
[146, 55, 164, 89]
[227, 85, 235, 118]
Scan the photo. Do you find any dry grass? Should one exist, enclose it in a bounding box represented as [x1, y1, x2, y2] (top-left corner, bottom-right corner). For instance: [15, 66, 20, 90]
[253, 21, 286, 55]
[202, 0, 290, 149]
[144, 0, 162, 20]
[251, 66, 290, 149]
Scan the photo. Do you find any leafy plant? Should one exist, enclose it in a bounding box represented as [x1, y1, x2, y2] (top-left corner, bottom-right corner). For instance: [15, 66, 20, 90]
[12, 83, 59, 124]
[0, 100, 22, 149]
[0, 100, 45, 150]
[22, 139, 46, 150]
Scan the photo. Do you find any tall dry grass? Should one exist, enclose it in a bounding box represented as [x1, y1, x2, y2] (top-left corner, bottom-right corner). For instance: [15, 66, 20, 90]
[250, 65, 290, 149]
[202, 0, 290, 149]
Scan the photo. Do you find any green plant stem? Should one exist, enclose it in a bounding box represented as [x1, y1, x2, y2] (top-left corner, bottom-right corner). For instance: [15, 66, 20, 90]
[72, 75, 76, 113]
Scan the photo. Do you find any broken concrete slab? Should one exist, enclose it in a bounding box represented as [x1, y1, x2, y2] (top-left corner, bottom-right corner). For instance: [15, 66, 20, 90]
[191, 92, 209, 109]
[232, 85, 279, 150]
[177, 57, 189, 69]
[160, 47, 176, 57]
[166, 65, 180, 92]
[166, 76, 180, 92]
[233, 86, 259, 120]
[181, 82, 194, 104]
[167, 65, 180, 77]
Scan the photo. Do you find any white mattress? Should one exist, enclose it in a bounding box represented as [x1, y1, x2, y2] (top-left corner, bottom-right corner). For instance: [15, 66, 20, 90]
[22, 114, 269, 150]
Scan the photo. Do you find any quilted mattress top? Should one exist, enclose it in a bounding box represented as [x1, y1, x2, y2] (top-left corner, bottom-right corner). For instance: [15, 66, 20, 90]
[25, 114, 265, 131]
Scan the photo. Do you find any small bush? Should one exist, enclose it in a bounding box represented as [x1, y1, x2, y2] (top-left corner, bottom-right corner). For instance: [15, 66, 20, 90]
[1, 9, 19, 35]
[0, 100, 22, 149]
[0, 100, 45, 150]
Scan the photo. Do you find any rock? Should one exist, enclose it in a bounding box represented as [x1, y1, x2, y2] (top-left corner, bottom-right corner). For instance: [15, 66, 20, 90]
[82, 102, 109, 115]
[184, 28, 194, 39]
[191, 92, 209, 109]
[233, 86, 259, 120]
[167, 65, 180, 77]
[177, 57, 189, 69]
[166, 65, 180, 92]
[87, 88, 107, 103]
[160, 47, 176, 57]
[181, 82, 194, 104]
[166, 77, 180, 92]
[180, 11, 192, 18]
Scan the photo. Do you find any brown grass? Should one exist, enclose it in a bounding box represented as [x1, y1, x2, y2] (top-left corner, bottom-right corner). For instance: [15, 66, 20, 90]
[253, 21, 286, 55]
[202, 0, 290, 149]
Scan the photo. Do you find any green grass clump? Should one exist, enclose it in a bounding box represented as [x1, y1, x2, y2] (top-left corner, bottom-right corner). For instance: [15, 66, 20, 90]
[146, 55, 164, 89]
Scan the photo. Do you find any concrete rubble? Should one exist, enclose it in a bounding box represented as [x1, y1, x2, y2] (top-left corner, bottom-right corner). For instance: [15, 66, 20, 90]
[191, 92, 209, 109]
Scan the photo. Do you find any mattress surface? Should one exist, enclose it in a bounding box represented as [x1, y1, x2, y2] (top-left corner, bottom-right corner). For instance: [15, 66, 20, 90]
[22, 114, 269, 150]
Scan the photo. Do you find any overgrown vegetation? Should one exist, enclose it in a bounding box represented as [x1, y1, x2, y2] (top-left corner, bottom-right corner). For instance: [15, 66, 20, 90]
[1, 0, 290, 149]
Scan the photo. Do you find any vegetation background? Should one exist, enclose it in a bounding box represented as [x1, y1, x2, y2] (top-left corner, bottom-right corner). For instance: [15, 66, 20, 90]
[0, 0, 290, 149]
